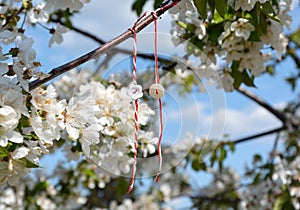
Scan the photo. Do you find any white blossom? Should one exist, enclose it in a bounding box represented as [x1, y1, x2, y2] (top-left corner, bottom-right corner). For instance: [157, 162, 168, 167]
[0, 62, 8, 74]
[230, 18, 255, 40]
[11, 147, 30, 159]
[0, 105, 22, 147]
[0, 30, 17, 44]
[36, 194, 56, 210]
[260, 20, 288, 60]
[0, 6, 7, 14]
[185, 11, 206, 40]
[30, 85, 67, 147]
[14, 36, 36, 65]
[79, 124, 102, 157]
[0, 188, 16, 206]
[48, 24, 69, 47]
[219, 69, 234, 92]
[169, 0, 195, 17]
[28, 3, 49, 23]
[0, 47, 8, 61]
[46, 0, 90, 12]
[233, 0, 267, 11]
[65, 91, 94, 139]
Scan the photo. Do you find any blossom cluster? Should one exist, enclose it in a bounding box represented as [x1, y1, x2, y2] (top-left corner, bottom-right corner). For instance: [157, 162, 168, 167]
[169, 0, 292, 91]
[0, 0, 298, 209]
[0, 0, 156, 190]
[239, 155, 300, 209]
[0, 65, 157, 189]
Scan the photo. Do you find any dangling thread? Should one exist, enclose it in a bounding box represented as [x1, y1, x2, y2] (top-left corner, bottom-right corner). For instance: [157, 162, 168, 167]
[127, 12, 147, 194]
[127, 0, 179, 192]
[151, 11, 164, 183]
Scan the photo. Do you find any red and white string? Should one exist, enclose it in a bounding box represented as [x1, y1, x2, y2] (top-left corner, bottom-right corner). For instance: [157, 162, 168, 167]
[152, 0, 178, 182]
[151, 11, 164, 183]
[127, 0, 179, 191]
[127, 12, 146, 193]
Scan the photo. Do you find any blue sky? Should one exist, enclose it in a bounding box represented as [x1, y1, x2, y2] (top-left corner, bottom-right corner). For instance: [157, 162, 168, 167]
[31, 0, 300, 193]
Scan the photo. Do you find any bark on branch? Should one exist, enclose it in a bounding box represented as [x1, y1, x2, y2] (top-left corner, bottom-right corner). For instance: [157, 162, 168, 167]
[232, 87, 288, 144]
[29, 0, 179, 91]
[233, 126, 285, 144]
[237, 87, 287, 124]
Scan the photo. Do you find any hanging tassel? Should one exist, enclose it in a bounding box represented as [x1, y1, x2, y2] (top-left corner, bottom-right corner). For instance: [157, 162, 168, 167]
[127, 12, 147, 193]
[150, 11, 164, 183]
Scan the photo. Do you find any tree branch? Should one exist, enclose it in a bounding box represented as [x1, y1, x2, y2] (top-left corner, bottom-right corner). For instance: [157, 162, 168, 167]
[237, 87, 287, 124]
[228, 88, 288, 144]
[29, 0, 180, 91]
[192, 195, 240, 205]
[50, 18, 171, 62]
[233, 126, 285, 144]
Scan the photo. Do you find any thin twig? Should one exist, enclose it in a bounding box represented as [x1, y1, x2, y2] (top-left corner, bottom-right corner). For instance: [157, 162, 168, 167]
[233, 126, 285, 144]
[29, 0, 180, 91]
[269, 131, 281, 162]
[50, 18, 169, 62]
[50, 18, 106, 45]
[1, 6, 24, 32]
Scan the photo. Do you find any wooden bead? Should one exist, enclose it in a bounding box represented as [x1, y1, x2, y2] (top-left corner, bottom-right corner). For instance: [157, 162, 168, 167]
[149, 83, 164, 99]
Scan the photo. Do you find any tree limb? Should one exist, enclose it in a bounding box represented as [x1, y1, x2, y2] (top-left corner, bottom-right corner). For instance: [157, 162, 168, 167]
[50, 18, 173, 63]
[233, 126, 285, 144]
[237, 87, 287, 124]
[29, 0, 180, 91]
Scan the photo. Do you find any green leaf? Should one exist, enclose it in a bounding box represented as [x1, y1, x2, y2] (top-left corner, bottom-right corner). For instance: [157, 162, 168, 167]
[248, 31, 260, 42]
[33, 181, 48, 193]
[228, 142, 235, 153]
[274, 192, 295, 210]
[18, 115, 31, 129]
[7, 142, 18, 152]
[242, 70, 256, 87]
[176, 21, 196, 32]
[131, 0, 147, 16]
[218, 147, 227, 162]
[231, 63, 256, 89]
[192, 156, 207, 171]
[187, 39, 202, 55]
[285, 77, 297, 91]
[218, 160, 223, 171]
[154, 0, 163, 9]
[253, 173, 261, 184]
[22, 0, 33, 10]
[82, 168, 97, 179]
[212, 10, 224, 24]
[207, 23, 223, 43]
[210, 150, 217, 166]
[251, 4, 267, 35]
[22, 158, 39, 168]
[0, 147, 9, 158]
[193, 0, 208, 20]
[207, 0, 215, 17]
[253, 154, 262, 164]
[290, 29, 300, 47]
[117, 178, 128, 196]
[260, 1, 277, 19]
[192, 159, 201, 171]
[215, 0, 227, 17]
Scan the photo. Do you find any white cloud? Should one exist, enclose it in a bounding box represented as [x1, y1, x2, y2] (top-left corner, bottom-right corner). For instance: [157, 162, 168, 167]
[222, 105, 282, 138]
[166, 100, 282, 141]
